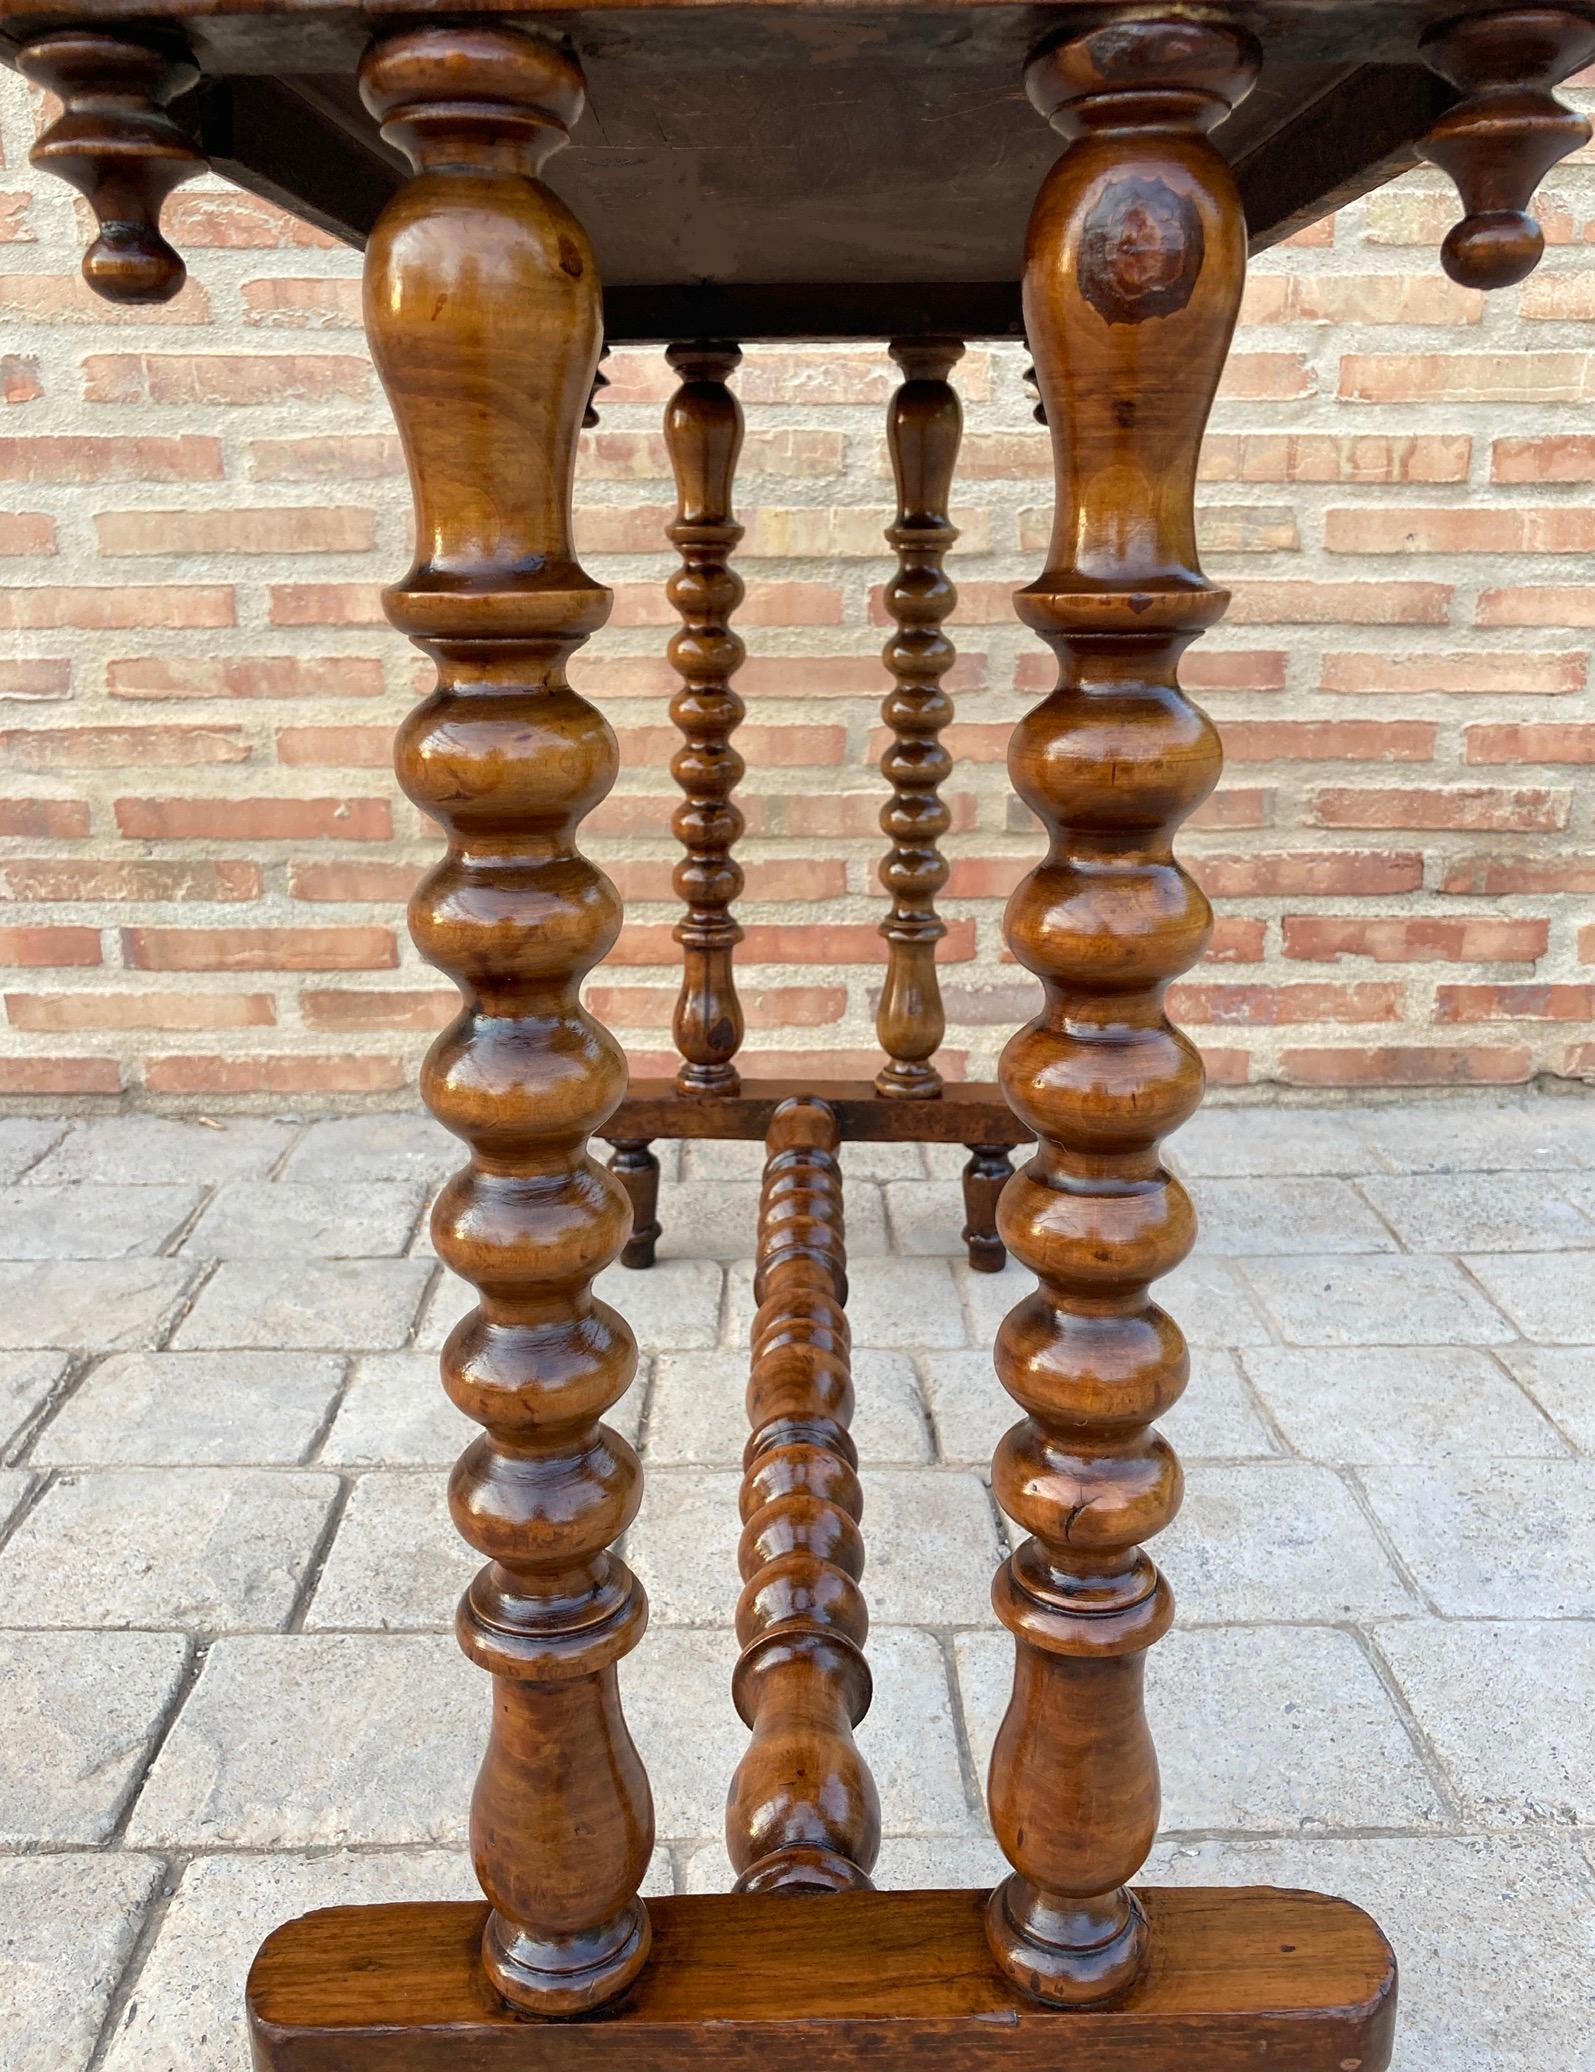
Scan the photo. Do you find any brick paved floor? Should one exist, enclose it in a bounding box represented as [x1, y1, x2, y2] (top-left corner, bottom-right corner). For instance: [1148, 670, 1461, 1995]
[0, 1093, 1592, 2071]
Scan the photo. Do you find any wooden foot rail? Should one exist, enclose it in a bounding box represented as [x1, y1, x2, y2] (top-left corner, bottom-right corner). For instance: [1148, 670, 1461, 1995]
[729, 1096, 878, 1893]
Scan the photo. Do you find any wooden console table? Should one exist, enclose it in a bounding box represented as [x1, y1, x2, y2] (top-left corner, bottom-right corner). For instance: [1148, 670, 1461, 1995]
[4, 2, 1588, 2065]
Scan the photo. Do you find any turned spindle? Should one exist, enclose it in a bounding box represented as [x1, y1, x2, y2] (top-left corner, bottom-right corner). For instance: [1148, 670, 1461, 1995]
[875, 337, 962, 1102]
[961, 1144, 1016, 1274]
[610, 1139, 662, 1270]
[728, 1096, 879, 1894]
[1421, 8, 1595, 289]
[667, 342, 748, 1097]
[983, 18, 1255, 2008]
[360, 25, 652, 2016]
[20, 30, 201, 304]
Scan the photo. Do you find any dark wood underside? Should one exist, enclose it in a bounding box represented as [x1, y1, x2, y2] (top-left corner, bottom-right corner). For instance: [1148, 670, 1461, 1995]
[604, 1076, 1028, 1144]
[247, 1887, 1397, 2072]
[1, 1, 1542, 338]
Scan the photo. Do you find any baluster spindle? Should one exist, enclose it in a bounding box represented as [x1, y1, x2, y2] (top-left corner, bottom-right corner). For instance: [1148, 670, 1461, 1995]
[728, 1095, 878, 1894]
[875, 337, 961, 1101]
[359, 25, 653, 2015]
[667, 341, 748, 1097]
[983, 17, 1256, 2007]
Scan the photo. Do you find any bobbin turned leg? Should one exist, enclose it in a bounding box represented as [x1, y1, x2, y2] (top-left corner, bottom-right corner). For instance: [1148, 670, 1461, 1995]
[667, 342, 748, 1097]
[875, 338, 960, 1103]
[984, 18, 1257, 2008]
[358, 26, 652, 2016]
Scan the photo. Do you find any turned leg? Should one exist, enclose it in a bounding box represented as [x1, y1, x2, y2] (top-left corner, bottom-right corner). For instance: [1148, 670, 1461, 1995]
[983, 19, 1257, 2007]
[611, 1140, 661, 1270]
[729, 1097, 877, 1893]
[875, 338, 961, 1101]
[359, 27, 652, 2015]
[667, 342, 747, 1096]
[960, 1144, 1014, 1274]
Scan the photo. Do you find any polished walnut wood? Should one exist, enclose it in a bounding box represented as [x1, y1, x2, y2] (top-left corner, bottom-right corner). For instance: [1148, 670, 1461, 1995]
[729, 1096, 879, 1893]
[360, 23, 652, 2017]
[982, 17, 1254, 2009]
[19, 28, 201, 303]
[961, 1144, 1016, 1274]
[666, 341, 748, 1097]
[605, 1076, 1030, 1146]
[247, 1887, 1397, 2072]
[1420, 6, 1595, 288]
[610, 1138, 662, 1271]
[875, 337, 961, 1102]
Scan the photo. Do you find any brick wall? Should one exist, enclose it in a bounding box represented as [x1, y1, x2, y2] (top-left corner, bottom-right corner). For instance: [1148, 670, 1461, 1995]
[2, 70, 1595, 1105]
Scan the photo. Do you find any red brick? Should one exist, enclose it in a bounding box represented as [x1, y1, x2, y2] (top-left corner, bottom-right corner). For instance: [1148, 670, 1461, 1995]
[0, 926, 101, 966]
[1281, 1046, 1533, 1086]
[0, 859, 259, 903]
[0, 513, 55, 554]
[300, 989, 453, 1032]
[248, 433, 404, 481]
[241, 276, 363, 327]
[0, 798, 89, 839]
[83, 352, 369, 405]
[6, 991, 275, 1031]
[115, 797, 391, 842]
[620, 724, 844, 771]
[1239, 274, 1481, 326]
[1169, 982, 1403, 1025]
[602, 857, 845, 905]
[1217, 353, 1316, 399]
[1327, 505, 1595, 554]
[1437, 984, 1595, 1023]
[1227, 582, 1451, 626]
[0, 434, 222, 481]
[1493, 435, 1595, 482]
[1200, 433, 1471, 485]
[1341, 352, 1595, 404]
[1319, 650, 1584, 697]
[1014, 646, 1282, 696]
[268, 583, 385, 628]
[1519, 270, 1595, 319]
[145, 1053, 407, 1094]
[0, 725, 249, 769]
[108, 656, 383, 701]
[1208, 918, 1268, 963]
[276, 725, 394, 768]
[1201, 1048, 1253, 1086]
[1189, 787, 1275, 831]
[1220, 720, 1435, 762]
[1477, 586, 1595, 627]
[0, 1057, 120, 1093]
[290, 860, 424, 903]
[0, 273, 209, 324]
[1284, 917, 1548, 965]
[1193, 851, 1424, 898]
[1440, 855, 1595, 895]
[164, 193, 338, 250]
[1309, 786, 1568, 832]
[586, 983, 845, 1029]
[95, 507, 374, 555]
[0, 658, 70, 701]
[1, 355, 42, 404]
[124, 925, 396, 972]
[0, 586, 233, 630]
[1465, 723, 1595, 764]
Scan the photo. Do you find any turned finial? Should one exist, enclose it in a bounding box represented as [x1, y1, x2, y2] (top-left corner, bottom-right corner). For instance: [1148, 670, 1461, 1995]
[1421, 7, 1595, 289]
[21, 31, 201, 304]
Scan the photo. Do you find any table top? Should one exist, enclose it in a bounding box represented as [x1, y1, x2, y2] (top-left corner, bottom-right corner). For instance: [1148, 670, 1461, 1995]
[0, 1, 1582, 340]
